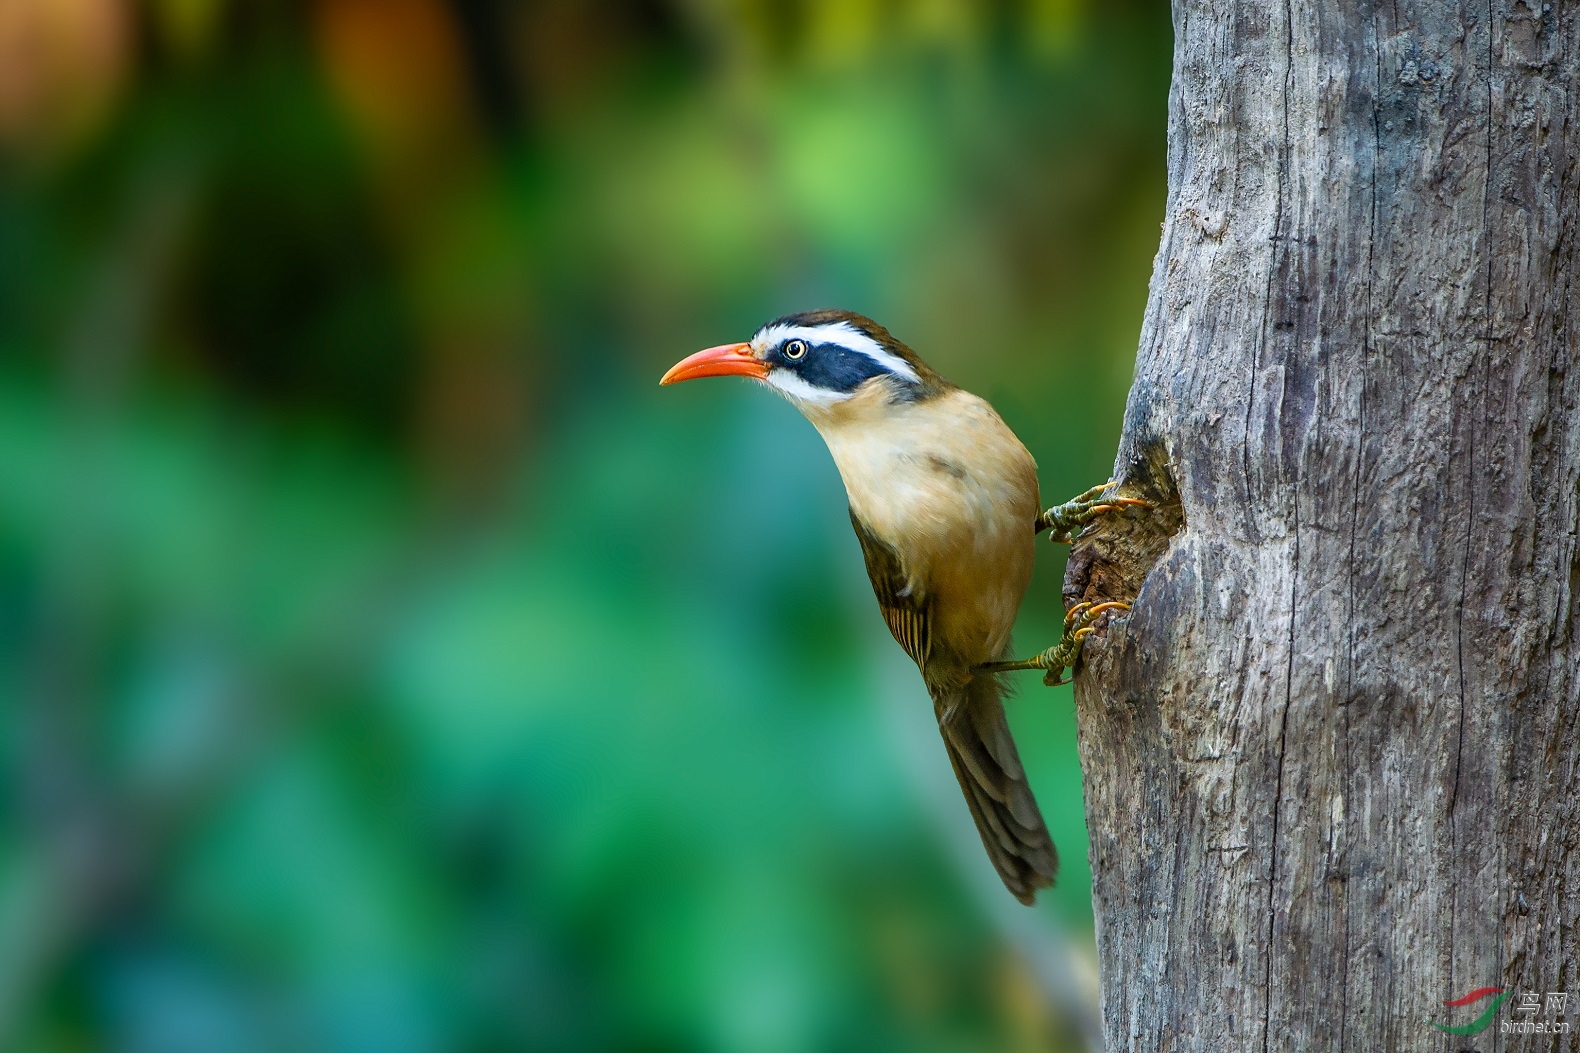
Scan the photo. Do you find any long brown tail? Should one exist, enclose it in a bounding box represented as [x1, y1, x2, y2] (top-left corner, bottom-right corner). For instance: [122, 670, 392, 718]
[933, 672, 1058, 904]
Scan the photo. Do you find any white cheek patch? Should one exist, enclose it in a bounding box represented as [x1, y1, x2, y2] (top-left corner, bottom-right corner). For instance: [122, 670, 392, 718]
[754, 321, 921, 385]
[763, 370, 854, 406]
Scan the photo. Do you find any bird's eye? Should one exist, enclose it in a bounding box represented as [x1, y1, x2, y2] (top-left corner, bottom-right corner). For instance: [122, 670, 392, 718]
[783, 339, 807, 360]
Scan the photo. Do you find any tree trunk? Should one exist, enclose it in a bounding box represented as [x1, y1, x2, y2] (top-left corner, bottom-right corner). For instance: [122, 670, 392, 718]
[1064, 0, 1580, 1049]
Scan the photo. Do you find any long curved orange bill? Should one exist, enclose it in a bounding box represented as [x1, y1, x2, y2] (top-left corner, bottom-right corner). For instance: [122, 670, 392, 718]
[660, 342, 768, 385]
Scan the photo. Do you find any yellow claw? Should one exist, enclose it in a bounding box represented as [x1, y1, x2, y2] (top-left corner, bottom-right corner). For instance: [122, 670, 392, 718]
[1069, 600, 1131, 624]
[1085, 498, 1153, 516]
[1038, 482, 1152, 543]
[977, 598, 1135, 683]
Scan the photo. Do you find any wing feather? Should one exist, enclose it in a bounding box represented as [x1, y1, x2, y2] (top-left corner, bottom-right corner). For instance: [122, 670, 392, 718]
[848, 509, 930, 667]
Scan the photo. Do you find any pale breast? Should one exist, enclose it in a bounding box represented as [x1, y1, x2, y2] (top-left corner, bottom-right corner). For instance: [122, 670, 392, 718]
[814, 388, 1040, 664]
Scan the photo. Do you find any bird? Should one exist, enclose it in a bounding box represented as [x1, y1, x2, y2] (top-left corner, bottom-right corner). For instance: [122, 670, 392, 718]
[660, 308, 1143, 904]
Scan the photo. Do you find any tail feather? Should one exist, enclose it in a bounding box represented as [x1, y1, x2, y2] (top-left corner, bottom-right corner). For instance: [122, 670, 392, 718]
[967, 700, 1025, 782]
[933, 672, 1058, 905]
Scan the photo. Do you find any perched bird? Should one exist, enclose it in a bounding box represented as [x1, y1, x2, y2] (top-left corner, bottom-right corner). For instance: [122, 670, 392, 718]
[661, 309, 1139, 904]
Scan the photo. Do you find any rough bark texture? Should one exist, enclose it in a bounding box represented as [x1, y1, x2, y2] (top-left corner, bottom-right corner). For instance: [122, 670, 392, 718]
[1064, 0, 1580, 1049]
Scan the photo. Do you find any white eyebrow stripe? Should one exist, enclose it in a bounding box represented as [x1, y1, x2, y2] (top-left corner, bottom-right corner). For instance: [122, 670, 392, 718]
[755, 322, 921, 384]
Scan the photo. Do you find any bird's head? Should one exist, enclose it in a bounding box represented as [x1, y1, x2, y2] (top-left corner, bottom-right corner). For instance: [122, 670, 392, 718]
[660, 309, 945, 417]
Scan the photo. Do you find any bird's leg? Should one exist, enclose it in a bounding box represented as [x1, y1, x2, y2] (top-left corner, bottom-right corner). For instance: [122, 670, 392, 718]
[1036, 480, 1151, 543]
[977, 601, 1132, 686]
[978, 483, 1148, 685]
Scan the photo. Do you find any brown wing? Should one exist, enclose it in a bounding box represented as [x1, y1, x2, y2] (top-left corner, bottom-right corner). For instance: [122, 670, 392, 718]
[848, 509, 930, 668]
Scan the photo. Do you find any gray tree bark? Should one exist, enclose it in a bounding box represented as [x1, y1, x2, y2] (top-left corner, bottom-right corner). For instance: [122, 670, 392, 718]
[1063, 0, 1580, 1049]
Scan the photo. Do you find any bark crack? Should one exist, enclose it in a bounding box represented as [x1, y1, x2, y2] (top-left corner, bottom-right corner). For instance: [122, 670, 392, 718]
[1452, 0, 1498, 825]
[1446, 0, 1498, 1005]
[1260, 4, 1297, 1051]
[1337, 13, 1387, 1050]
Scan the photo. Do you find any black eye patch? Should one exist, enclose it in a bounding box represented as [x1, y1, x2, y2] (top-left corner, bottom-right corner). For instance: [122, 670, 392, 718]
[779, 342, 890, 393]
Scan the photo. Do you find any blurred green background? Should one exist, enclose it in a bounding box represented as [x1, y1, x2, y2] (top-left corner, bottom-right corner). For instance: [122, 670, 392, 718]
[0, 1, 1168, 1049]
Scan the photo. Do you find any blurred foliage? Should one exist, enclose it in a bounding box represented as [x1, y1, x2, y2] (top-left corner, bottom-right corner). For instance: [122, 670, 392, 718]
[0, 0, 1169, 1049]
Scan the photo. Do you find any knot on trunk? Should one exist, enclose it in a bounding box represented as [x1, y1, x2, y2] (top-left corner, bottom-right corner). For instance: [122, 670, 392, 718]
[1063, 436, 1184, 623]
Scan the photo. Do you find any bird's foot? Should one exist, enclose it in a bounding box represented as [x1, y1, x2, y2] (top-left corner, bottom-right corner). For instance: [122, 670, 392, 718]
[976, 600, 1132, 686]
[1035, 481, 1151, 543]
